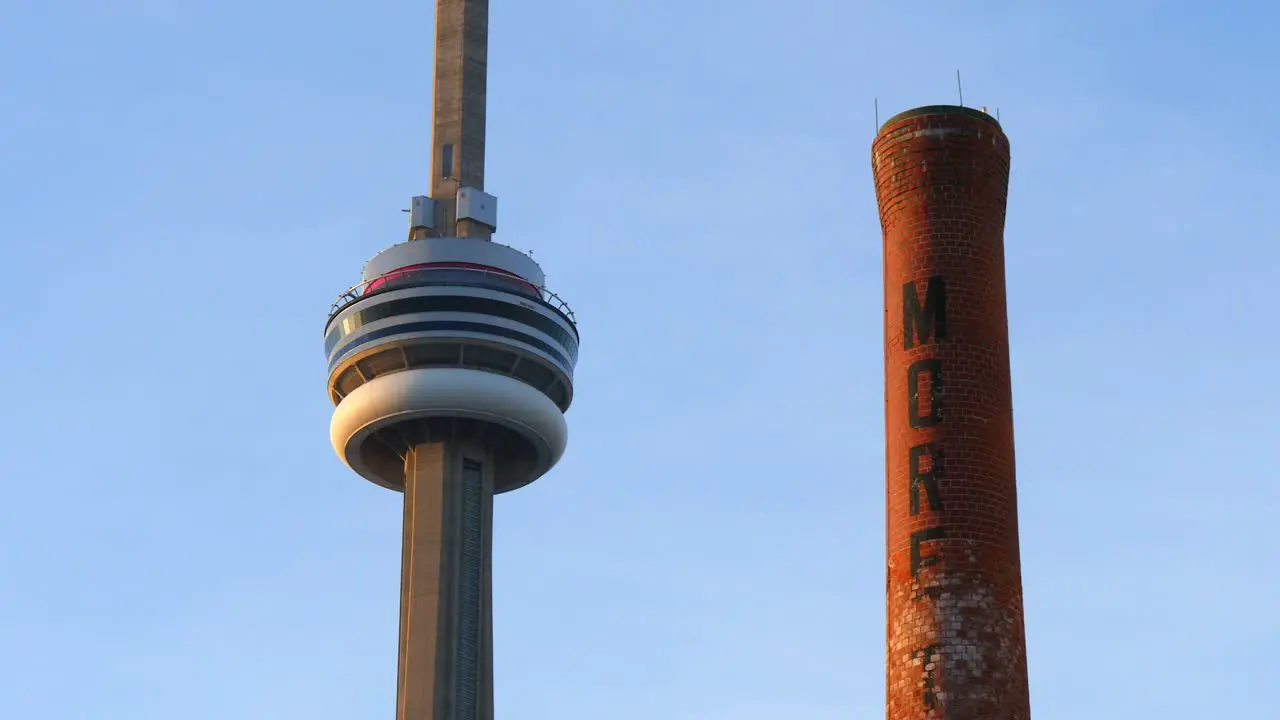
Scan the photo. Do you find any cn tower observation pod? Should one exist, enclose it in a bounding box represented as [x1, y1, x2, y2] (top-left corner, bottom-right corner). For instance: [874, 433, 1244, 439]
[324, 236, 578, 494]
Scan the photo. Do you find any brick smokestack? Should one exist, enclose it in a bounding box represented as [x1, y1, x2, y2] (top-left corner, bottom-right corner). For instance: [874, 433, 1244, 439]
[872, 105, 1031, 719]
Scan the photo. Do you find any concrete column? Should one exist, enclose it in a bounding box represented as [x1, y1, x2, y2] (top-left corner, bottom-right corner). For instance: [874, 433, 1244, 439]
[430, 0, 492, 240]
[397, 441, 495, 720]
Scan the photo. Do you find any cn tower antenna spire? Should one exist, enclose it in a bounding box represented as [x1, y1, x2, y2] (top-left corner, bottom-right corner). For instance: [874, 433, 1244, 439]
[423, 0, 492, 241]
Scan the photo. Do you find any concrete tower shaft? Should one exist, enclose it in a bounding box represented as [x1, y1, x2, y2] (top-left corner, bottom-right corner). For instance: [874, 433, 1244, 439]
[872, 106, 1031, 719]
[430, 0, 491, 240]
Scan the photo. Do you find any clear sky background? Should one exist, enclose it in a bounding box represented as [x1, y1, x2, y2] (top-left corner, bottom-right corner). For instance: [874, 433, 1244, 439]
[2, 0, 1277, 718]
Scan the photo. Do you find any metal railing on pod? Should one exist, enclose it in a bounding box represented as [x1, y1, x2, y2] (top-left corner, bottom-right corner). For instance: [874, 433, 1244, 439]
[327, 266, 577, 326]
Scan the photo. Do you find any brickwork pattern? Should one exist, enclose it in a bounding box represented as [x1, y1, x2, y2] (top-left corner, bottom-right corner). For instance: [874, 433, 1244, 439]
[872, 107, 1030, 720]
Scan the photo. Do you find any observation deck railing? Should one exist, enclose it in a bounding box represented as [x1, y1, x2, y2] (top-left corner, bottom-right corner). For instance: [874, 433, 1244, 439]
[327, 266, 577, 329]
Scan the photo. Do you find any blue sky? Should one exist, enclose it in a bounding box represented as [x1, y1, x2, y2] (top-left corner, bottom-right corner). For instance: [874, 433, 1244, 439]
[2, 0, 1277, 717]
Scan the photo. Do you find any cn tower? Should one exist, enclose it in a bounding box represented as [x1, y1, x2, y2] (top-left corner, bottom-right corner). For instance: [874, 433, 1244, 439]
[873, 105, 1031, 718]
[323, 1, 578, 718]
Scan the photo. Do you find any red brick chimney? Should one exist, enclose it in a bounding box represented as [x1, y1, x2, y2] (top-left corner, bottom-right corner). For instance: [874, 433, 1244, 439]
[873, 105, 1031, 719]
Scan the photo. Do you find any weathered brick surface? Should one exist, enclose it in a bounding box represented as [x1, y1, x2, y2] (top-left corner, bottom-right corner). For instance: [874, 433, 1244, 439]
[872, 106, 1030, 720]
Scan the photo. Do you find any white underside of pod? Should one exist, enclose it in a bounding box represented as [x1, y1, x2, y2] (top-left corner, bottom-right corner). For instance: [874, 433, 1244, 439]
[330, 367, 568, 489]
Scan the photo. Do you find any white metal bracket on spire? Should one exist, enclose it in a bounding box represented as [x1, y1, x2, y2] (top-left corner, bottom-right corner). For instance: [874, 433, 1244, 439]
[456, 187, 497, 230]
[407, 195, 436, 241]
